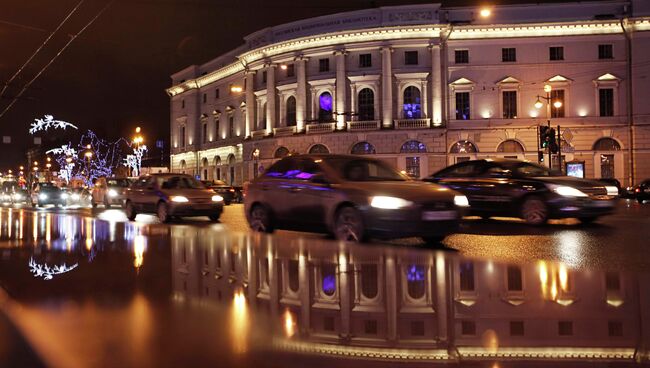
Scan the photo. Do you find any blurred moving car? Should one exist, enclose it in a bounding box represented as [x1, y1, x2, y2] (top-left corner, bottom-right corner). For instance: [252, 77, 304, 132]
[203, 180, 236, 205]
[245, 154, 467, 243]
[596, 178, 622, 196]
[125, 174, 224, 223]
[91, 177, 130, 208]
[30, 182, 66, 207]
[635, 179, 650, 203]
[9, 188, 29, 205]
[424, 159, 618, 225]
[63, 187, 91, 207]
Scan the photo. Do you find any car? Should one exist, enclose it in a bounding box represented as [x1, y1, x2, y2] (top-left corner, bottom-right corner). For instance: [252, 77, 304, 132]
[204, 180, 236, 205]
[424, 159, 618, 225]
[124, 174, 224, 223]
[634, 179, 650, 203]
[63, 187, 91, 207]
[30, 182, 66, 207]
[10, 188, 29, 205]
[596, 178, 622, 196]
[91, 177, 130, 208]
[244, 154, 468, 243]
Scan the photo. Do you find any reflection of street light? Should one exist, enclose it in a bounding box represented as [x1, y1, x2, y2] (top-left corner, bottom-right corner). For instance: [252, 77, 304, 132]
[479, 8, 491, 18]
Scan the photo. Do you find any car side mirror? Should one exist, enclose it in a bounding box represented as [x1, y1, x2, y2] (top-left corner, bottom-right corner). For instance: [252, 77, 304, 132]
[310, 174, 330, 186]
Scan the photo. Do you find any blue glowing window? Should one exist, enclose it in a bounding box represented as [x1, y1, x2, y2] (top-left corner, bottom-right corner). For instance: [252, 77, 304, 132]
[319, 92, 333, 122]
[403, 86, 421, 119]
[321, 263, 337, 296]
[406, 264, 426, 299]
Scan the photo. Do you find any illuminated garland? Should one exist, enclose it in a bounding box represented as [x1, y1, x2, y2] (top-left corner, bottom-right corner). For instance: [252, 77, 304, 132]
[28, 257, 78, 280]
[124, 145, 148, 177]
[29, 115, 78, 134]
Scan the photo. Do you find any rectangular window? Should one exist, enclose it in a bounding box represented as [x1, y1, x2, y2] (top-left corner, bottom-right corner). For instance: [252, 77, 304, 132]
[405, 51, 419, 65]
[502, 48, 516, 62]
[359, 53, 372, 68]
[455, 49, 469, 64]
[262, 71, 267, 83]
[461, 320, 476, 336]
[319, 58, 330, 72]
[455, 92, 470, 120]
[215, 119, 220, 140]
[550, 90, 565, 118]
[286, 64, 295, 77]
[202, 123, 207, 143]
[405, 157, 421, 178]
[601, 154, 615, 179]
[181, 99, 185, 109]
[608, 321, 623, 337]
[229, 116, 235, 138]
[459, 262, 475, 291]
[510, 321, 525, 336]
[599, 88, 614, 116]
[180, 126, 185, 147]
[215, 88, 220, 99]
[507, 266, 523, 291]
[558, 321, 573, 336]
[203, 93, 207, 103]
[502, 90, 517, 119]
[550, 46, 564, 61]
[599, 44, 613, 59]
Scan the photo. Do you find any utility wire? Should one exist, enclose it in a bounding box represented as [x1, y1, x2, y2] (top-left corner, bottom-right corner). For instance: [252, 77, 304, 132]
[0, 0, 114, 121]
[0, 0, 85, 98]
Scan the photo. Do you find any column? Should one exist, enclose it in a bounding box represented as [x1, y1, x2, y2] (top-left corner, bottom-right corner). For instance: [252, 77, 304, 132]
[310, 86, 318, 121]
[421, 80, 428, 120]
[381, 47, 393, 128]
[296, 57, 307, 132]
[298, 245, 310, 335]
[266, 64, 276, 134]
[339, 251, 351, 338]
[335, 50, 347, 130]
[431, 44, 442, 126]
[245, 71, 255, 137]
[385, 254, 397, 342]
[350, 82, 357, 121]
[397, 82, 404, 119]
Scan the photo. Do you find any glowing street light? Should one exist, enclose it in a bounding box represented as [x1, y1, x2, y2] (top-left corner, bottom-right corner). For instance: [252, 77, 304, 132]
[479, 8, 491, 18]
[534, 98, 544, 109]
[553, 100, 563, 109]
[230, 85, 243, 93]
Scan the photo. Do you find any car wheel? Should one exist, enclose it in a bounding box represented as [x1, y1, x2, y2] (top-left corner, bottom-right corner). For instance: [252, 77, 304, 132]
[125, 201, 137, 221]
[157, 202, 171, 223]
[249, 205, 273, 233]
[579, 216, 599, 224]
[334, 206, 366, 242]
[208, 213, 221, 222]
[521, 196, 548, 226]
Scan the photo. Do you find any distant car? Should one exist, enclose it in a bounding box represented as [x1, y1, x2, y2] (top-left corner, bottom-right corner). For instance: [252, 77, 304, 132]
[245, 154, 467, 243]
[10, 188, 29, 205]
[424, 159, 618, 225]
[124, 174, 224, 223]
[30, 182, 66, 207]
[596, 178, 622, 196]
[204, 180, 236, 205]
[635, 179, 650, 204]
[63, 187, 91, 207]
[91, 177, 130, 208]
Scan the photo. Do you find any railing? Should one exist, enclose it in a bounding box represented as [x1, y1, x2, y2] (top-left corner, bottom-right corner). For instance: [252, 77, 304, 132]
[394, 118, 430, 129]
[347, 120, 380, 131]
[251, 129, 267, 139]
[306, 122, 336, 135]
[273, 126, 297, 137]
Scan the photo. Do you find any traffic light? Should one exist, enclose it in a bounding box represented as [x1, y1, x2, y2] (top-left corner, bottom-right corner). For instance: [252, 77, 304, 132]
[539, 126, 549, 148]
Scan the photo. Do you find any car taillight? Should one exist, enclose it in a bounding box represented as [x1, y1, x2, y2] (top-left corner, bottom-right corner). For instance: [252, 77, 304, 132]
[229, 188, 235, 192]
[635, 188, 641, 193]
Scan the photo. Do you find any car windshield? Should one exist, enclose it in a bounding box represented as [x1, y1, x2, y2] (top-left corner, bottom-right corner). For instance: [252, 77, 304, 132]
[160, 176, 204, 189]
[107, 179, 130, 187]
[512, 163, 553, 177]
[39, 183, 58, 190]
[327, 158, 407, 182]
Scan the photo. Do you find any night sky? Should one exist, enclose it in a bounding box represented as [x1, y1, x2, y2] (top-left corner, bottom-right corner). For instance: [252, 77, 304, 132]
[0, 0, 604, 169]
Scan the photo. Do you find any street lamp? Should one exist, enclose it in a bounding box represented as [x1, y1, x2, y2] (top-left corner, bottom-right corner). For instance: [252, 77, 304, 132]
[534, 84, 563, 170]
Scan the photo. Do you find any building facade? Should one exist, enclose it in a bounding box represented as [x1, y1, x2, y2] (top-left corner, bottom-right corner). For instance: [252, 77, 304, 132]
[167, 0, 650, 186]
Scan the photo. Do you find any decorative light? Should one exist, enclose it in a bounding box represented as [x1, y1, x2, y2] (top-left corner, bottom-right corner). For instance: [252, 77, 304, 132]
[529, 110, 539, 118]
[29, 115, 78, 134]
[534, 98, 543, 109]
[280, 64, 288, 70]
[481, 110, 492, 119]
[553, 101, 563, 108]
[29, 257, 78, 280]
[479, 8, 491, 18]
[578, 109, 587, 117]
[230, 85, 243, 93]
[544, 84, 552, 93]
[135, 126, 141, 133]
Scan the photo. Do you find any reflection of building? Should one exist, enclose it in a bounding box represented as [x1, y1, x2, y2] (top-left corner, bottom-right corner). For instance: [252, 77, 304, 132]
[171, 227, 650, 363]
[168, 1, 650, 186]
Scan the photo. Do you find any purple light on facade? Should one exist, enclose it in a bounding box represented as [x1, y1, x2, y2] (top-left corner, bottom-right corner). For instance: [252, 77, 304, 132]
[406, 265, 425, 282]
[319, 93, 333, 111]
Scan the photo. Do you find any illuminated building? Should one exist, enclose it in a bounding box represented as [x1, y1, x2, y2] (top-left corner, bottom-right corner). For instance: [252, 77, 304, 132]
[168, 1, 650, 185]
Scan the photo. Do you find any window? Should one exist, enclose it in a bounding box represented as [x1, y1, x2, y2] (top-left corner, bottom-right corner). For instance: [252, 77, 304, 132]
[319, 58, 330, 72]
[330, 158, 406, 182]
[497, 140, 524, 153]
[455, 92, 470, 120]
[459, 262, 475, 291]
[286, 96, 297, 126]
[203, 93, 207, 103]
[502, 48, 516, 62]
[350, 141, 376, 155]
[455, 49, 469, 64]
[215, 88, 220, 99]
[181, 99, 185, 109]
[599, 88, 614, 117]
[288, 260, 299, 292]
[507, 266, 523, 291]
[262, 71, 267, 83]
[229, 116, 234, 138]
[550, 46, 564, 61]
[461, 320, 476, 335]
[180, 126, 186, 147]
[400, 140, 426, 153]
[404, 51, 418, 65]
[550, 90, 565, 118]
[321, 263, 337, 296]
[357, 88, 375, 121]
[510, 321, 525, 336]
[260, 102, 267, 130]
[403, 86, 421, 119]
[435, 161, 484, 178]
[599, 44, 613, 59]
[502, 90, 517, 118]
[593, 138, 621, 151]
[215, 119, 220, 140]
[450, 140, 477, 154]
[286, 64, 295, 77]
[359, 53, 372, 68]
[318, 92, 333, 122]
[601, 154, 615, 179]
[309, 144, 329, 154]
[558, 321, 573, 336]
[274, 146, 290, 159]
[360, 264, 378, 299]
[406, 265, 426, 299]
[608, 321, 623, 337]
[202, 122, 207, 143]
[405, 157, 421, 178]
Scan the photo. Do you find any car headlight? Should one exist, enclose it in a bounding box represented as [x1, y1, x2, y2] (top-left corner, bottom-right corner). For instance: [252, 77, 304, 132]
[108, 189, 118, 197]
[370, 196, 413, 209]
[61, 193, 69, 199]
[170, 196, 189, 203]
[212, 195, 224, 202]
[549, 185, 588, 197]
[71, 194, 80, 201]
[38, 193, 48, 200]
[454, 195, 470, 207]
[604, 186, 619, 196]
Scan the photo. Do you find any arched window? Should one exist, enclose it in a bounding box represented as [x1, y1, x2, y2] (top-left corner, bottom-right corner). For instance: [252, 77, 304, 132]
[360, 264, 378, 299]
[497, 140, 524, 153]
[321, 263, 337, 296]
[274, 146, 290, 158]
[450, 140, 478, 154]
[201, 158, 209, 180]
[358, 88, 374, 121]
[593, 137, 621, 151]
[406, 264, 426, 299]
[400, 140, 427, 153]
[318, 92, 333, 122]
[351, 141, 376, 155]
[403, 86, 421, 119]
[286, 96, 297, 126]
[309, 144, 329, 154]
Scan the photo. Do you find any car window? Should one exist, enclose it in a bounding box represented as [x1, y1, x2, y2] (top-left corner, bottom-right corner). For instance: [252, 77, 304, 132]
[330, 159, 405, 182]
[297, 159, 324, 180]
[264, 158, 299, 179]
[107, 179, 129, 187]
[482, 165, 512, 178]
[435, 162, 483, 178]
[160, 176, 203, 189]
[514, 163, 552, 177]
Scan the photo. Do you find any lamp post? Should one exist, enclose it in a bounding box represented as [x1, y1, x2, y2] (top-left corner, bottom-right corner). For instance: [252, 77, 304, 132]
[83, 144, 93, 185]
[132, 127, 145, 176]
[534, 84, 563, 170]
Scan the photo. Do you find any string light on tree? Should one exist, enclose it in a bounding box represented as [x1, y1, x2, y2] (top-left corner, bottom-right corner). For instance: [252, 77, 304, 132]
[29, 115, 78, 134]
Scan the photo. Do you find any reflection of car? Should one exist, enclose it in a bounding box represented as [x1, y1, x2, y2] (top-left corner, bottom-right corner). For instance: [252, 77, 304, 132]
[63, 188, 91, 207]
[424, 159, 618, 225]
[125, 174, 224, 223]
[91, 177, 130, 208]
[635, 179, 650, 204]
[245, 154, 467, 243]
[204, 180, 236, 205]
[30, 182, 66, 207]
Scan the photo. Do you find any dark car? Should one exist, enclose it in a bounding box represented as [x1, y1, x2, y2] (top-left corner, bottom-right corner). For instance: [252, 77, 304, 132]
[30, 182, 66, 207]
[204, 180, 236, 205]
[424, 159, 618, 225]
[125, 174, 224, 223]
[635, 179, 650, 203]
[244, 154, 468, 243]
[596, 178, 622, 196]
